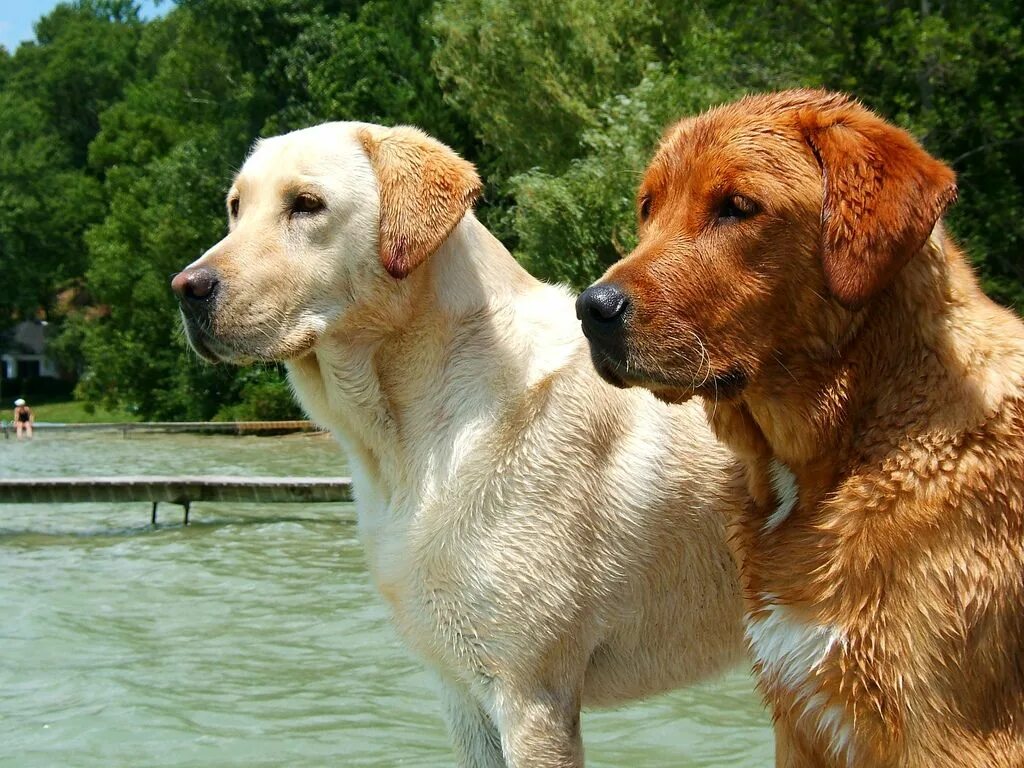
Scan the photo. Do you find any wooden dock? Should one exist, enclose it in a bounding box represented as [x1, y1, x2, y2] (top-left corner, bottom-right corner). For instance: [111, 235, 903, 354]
[0, 476, 353, 524]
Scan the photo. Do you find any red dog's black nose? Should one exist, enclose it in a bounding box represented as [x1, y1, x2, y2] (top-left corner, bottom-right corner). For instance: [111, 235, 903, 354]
[171, 267, 220, 304]
[576, 284, 630, 337]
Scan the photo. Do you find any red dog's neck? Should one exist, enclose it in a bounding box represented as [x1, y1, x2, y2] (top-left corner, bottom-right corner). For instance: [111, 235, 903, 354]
[707, 232, 1019, 504]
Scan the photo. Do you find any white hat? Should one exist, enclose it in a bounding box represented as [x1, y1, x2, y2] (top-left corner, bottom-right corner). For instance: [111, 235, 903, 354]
[14, 399, 25, 406]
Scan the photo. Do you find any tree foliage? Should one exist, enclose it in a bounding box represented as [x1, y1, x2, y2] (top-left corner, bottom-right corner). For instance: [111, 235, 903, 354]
[0, 0, 1020, 418]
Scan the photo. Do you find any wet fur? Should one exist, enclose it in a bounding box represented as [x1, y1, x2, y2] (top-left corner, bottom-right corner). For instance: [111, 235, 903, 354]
[589, 91, 1024, 766]
[178, 122, 744, 767]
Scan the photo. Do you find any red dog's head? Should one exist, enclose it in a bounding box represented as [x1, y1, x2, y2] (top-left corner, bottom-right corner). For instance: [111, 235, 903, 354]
[577, 90, 956, 403]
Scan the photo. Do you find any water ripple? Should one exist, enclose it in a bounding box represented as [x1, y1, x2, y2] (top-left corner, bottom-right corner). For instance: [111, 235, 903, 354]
[0, 433, 772, 766]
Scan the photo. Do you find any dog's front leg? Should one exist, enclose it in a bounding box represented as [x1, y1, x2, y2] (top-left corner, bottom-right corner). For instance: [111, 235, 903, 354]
[441, 677, 507, 768]
[492, 685, 584, 768]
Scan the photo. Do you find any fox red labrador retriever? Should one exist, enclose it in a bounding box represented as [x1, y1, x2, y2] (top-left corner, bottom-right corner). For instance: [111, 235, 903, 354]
[577, 90, 1024, 767]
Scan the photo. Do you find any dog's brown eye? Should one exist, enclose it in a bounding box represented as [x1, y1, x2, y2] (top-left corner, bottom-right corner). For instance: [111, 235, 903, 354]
[639, 194, 653, 222]
[291, 193, 325, 217]
[718, 194, 759, 222]
[229, 197, 239, 218]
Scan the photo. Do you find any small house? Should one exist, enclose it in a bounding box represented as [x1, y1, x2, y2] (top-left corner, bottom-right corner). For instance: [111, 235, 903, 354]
[1, 320, 59, 381]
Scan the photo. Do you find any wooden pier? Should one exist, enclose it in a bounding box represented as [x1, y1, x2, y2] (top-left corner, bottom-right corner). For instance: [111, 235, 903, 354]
[0, 476, 353, 524]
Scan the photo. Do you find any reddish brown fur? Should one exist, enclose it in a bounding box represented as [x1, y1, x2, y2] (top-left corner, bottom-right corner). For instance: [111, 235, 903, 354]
[591, 90, 1024, 766]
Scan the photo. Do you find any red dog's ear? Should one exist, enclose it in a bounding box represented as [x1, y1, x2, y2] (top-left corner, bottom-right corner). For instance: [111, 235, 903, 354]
[799, 97, 957, 309]
[358, 125, 482, 280]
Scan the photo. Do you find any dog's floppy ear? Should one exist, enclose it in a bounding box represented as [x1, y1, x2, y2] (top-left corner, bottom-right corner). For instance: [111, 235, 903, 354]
[798, 95, 957, 309]
[358, 125, 482, 280]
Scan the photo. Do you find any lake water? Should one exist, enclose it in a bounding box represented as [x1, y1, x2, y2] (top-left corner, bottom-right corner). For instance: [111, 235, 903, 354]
[0, 431, 773, 767]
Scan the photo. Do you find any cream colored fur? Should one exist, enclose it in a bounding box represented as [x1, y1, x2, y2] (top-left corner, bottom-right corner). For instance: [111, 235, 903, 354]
[177, 122, 743, 767]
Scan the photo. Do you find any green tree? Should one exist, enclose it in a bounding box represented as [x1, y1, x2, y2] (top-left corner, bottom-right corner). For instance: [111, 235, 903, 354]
[433, 0, 818, 284]
[8, 1, 144, 166]
[433, 0, 1023, 306]
[76, 0, 468, 418]
[806, 0, 1024, 310]
[0, 1, 142, 319]
[76, 6, 264, 418]
[432, 0, 658, 178]
[2, 0, 1020, 420]
[269, 0, 470, 146]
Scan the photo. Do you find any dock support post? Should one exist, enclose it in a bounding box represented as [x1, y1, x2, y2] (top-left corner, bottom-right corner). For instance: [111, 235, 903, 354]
[151, 501, 158, 525]
[183, 501, 191, 526]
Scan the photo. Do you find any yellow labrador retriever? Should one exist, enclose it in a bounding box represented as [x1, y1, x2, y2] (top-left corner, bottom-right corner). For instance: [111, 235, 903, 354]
[171, 123, 743, 767]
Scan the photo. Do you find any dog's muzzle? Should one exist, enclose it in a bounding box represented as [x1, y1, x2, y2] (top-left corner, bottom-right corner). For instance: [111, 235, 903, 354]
[576, 283, 631, 387]
[172, 267, 223, 361]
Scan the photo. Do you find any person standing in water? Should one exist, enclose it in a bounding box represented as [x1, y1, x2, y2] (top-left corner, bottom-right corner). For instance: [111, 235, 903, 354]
[13, 398, 33, 440]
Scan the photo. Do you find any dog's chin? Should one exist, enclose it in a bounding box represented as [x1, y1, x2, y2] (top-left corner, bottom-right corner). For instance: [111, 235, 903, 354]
[693, 368, 749, 401]
[589, 352, 629, 389]
[646, 370, 748, 404]
[590, 354, 697, 404]
[620, 373, 698, 405]
[187, 333, 252, 365]
[182, 319, 318, 366]
[647, 386, 697, 405]
[181, 321, 225, 364]
[593, 356, 747, 406]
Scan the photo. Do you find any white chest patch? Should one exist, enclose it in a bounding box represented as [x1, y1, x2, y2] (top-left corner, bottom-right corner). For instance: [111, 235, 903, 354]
[763, 459, 798, 534]
[745, 597, 841, 689]
[745, 597, 855, 764]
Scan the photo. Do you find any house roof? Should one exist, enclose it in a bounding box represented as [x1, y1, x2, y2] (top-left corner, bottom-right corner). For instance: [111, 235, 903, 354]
[1, 321, 49, 357]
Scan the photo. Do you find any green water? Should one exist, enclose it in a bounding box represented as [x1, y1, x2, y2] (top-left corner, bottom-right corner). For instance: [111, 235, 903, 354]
[0, 431, 773, 767]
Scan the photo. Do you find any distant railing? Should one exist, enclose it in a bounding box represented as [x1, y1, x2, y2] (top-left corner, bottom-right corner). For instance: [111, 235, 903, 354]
[0, 475, 353, 524]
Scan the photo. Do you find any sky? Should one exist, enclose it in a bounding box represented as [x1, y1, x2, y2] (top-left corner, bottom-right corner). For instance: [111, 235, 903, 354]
[1, 0, 165, 53]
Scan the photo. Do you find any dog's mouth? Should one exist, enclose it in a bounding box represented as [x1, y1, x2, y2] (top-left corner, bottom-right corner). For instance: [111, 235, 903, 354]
[179, 311, 263, 365]
[188, 334, 220, 363]
[644, 368, 748, 404]
[180, 311, 321, 366]
[590, 346, 748, 404]
[589, 349, 630, 389]
[180, 316, 233, 364]
[589, 350, 697, 403]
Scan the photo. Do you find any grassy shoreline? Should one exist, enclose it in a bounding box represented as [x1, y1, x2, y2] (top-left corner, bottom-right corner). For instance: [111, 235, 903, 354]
[10, 399, 138, 424]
